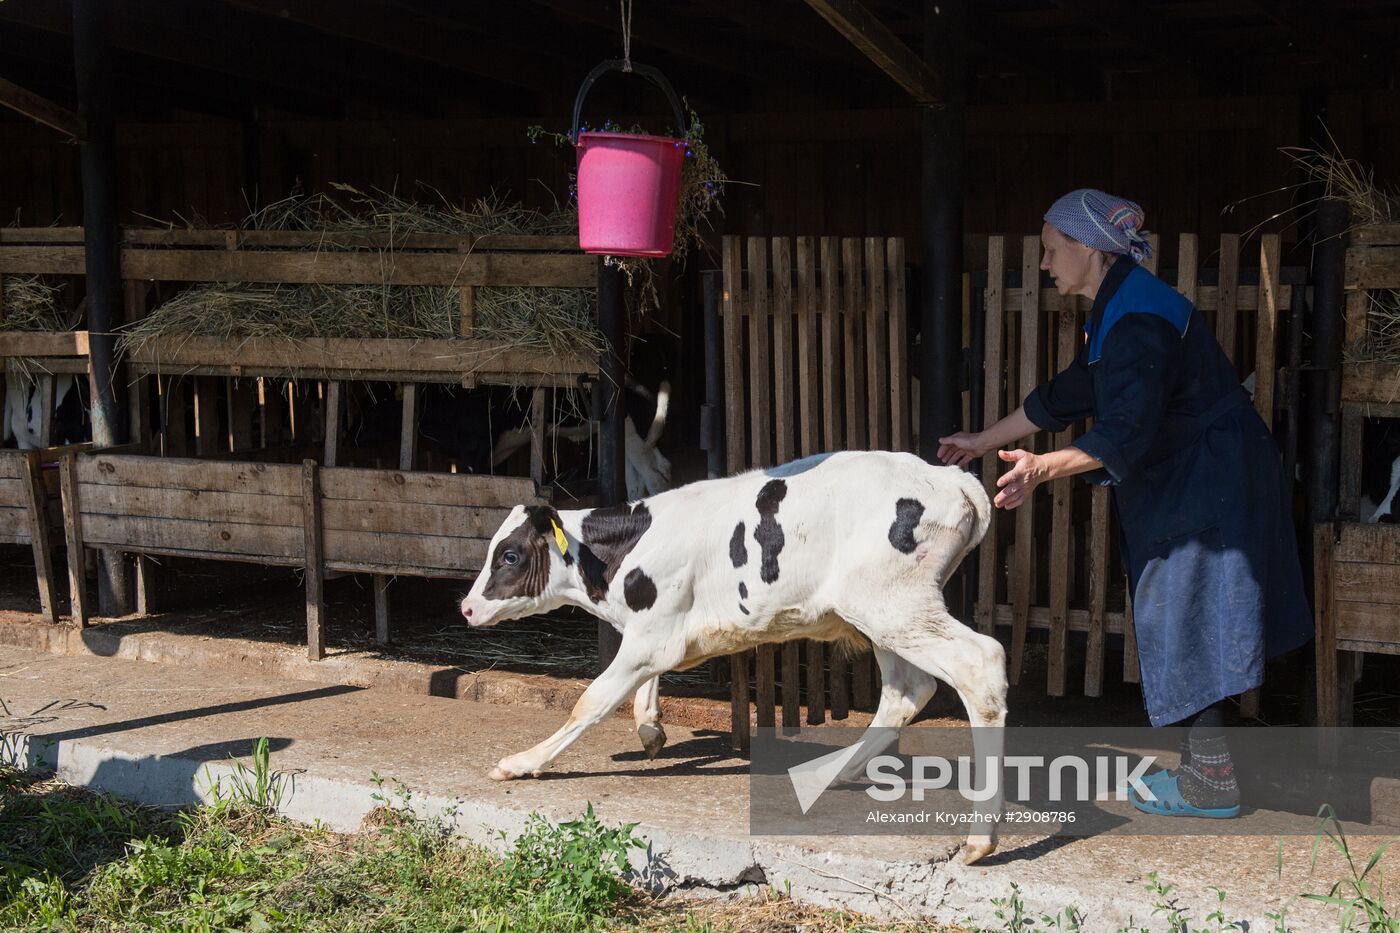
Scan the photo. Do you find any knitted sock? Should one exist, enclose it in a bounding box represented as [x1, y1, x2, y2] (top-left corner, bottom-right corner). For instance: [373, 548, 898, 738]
[1175, 704, 1239, 809]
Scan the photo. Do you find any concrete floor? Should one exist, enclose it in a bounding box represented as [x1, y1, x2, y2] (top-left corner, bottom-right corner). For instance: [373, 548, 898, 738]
[2, 639, 1390, 930]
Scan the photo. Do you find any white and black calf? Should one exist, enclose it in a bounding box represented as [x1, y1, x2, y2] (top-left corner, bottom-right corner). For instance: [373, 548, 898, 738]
[1360, 418, 1400, 524]
[461, 450, 1008, 864]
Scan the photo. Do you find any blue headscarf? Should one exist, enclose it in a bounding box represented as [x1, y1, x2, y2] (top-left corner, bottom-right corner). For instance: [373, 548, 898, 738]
[1044, 188, 1153, 263]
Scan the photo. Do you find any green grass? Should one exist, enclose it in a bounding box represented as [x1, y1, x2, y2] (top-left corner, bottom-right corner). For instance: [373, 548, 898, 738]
[0, 761, 933, 932]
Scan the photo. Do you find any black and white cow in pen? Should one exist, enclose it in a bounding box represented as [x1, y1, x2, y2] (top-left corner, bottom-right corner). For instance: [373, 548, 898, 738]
[460, 450, 1008, 863]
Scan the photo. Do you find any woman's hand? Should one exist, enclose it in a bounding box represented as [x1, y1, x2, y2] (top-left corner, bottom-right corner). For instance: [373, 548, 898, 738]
[994, 449, 1048, 509]
[937, 432, 988, 468]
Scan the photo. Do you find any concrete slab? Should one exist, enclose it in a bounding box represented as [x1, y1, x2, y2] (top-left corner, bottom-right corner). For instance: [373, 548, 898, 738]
[1, 645, 1388, 930]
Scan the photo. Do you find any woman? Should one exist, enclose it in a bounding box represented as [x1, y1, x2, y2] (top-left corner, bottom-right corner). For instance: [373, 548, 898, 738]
[938, 189, 1312, 818]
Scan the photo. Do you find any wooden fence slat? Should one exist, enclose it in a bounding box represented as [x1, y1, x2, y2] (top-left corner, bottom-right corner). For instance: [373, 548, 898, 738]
[78, 454, 303, 495]
[975, 236, 1005, 636]
[320, 499, 510, 538]
[319, 468, 538, 508]
[59, 454, 88, 627]
[1254, 234, 1282, 425]
[81, 514, 303, 559]
[1085, 486, 1110, 696]
[323, 530, 487, 574]
[1315, 524, 1338, 727]
[22, 452, 59, 623]
[1046, 293, 1076, 696]
[782, 640, 801, 729]
[747, 238, 773, 467]
[303, 460, 325, 661]
[1216, 234, 1240, 368]
[887, 239, 910, 450]
[795, 237, 820, 458]
[722, 237, 746, 477]
[841, 238, 867, 451]
[1009, 235, 1041, 684]
[820, 238, 843, 455]
[1177, 233, 1199, 304]
[772, 237, 795, 466]
[1123, 596, 1140, 683]
[76, 485, 302, 527]
[730, 649, 751, 750]
[864, 237, 890, 450]
[195, 377, 222, 456]
[806, 640, 826, 725]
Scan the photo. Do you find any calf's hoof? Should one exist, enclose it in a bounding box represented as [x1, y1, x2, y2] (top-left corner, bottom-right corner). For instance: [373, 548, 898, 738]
[961, 838, 997, 865]
[488, 764, 518, 782]
[638, 723, 667, 760]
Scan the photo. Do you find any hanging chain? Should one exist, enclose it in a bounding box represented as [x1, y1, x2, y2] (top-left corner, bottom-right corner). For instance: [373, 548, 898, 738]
[620, 0, 633, 72]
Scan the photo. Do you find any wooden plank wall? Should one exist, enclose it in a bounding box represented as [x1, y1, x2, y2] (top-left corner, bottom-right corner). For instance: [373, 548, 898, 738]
[721, 234, 910, 749]
[976, 232, 1288, 700]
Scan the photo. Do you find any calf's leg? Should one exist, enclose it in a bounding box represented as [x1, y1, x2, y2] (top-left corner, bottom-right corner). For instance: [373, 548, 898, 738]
[632, 675, 666, 759]
[834, 646, 941, 783]
[490, 640, 673, 780]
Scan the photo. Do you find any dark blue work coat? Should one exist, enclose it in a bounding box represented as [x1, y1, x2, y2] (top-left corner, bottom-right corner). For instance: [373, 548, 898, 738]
[1023, 256, 1312, 726]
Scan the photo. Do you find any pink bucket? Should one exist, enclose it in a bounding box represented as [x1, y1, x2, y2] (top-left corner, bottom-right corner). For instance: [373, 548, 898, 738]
[575, 131, 684, 257]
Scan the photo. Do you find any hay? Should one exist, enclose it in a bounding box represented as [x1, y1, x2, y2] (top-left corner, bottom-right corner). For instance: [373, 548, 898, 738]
[123, 185, 603, 364]
[0, 275, 75, 331]
[1268, 135, 1400, 364]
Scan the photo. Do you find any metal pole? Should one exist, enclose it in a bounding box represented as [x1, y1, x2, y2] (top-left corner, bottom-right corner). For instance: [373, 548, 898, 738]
[701, 270, 725, 479]
[597, 258, 626, 669]
[72, 0, 126, 449]
[920, 0, 965, 460]
[1305, 198, 1349, 527]
[74, 0, 131, 617]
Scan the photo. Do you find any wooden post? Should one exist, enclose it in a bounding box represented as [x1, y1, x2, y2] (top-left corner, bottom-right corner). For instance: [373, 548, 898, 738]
[22, 451, 59, 623]
[1009, 236, 1040, 685]
[730, 648, 751, 751]
[975, 236, 1005, 636]
[59, 453, 88, 627]
[195, 377, 220, 456]
[1314, 523, 1338, 727]
[228, 379, 256, 452]
[303, 459, 325, 660]
[529, 386, 546, 487]
[374, 381, 420, 645]
[36, 374, 56, 449]
[323, 380, 342, 466]
[1046, 293, 1076, 696]
[125, 281, 152, 445]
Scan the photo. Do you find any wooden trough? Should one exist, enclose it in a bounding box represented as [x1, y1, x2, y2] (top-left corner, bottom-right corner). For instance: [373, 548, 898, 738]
[1, 226, 599, 655]
[59, 449, 546, 658]
[1317, 222, 1400, 726]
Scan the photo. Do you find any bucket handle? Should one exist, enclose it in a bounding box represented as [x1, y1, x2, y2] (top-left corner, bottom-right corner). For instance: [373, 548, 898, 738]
[571, 59, 688, 143]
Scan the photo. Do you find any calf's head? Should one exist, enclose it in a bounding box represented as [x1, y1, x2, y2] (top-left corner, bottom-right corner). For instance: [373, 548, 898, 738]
[460, 504, 571, 627]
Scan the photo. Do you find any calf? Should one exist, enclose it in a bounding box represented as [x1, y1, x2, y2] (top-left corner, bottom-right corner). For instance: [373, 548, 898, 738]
[460, 450, 1008, 863]
[1360, 418, 1400, 524]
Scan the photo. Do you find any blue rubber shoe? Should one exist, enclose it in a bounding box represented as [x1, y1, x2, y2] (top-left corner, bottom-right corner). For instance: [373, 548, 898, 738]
[1130, 773, 1240, 819]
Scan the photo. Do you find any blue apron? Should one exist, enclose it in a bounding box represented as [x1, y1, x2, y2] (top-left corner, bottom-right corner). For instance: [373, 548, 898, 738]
[1024, 257, 1313, 725]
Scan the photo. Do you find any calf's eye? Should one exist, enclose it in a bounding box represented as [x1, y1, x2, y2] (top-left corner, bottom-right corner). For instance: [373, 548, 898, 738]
[502, 550, 520, 566]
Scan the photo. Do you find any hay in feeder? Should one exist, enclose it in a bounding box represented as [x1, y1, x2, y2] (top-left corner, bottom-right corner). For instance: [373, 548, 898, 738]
[1271, 139, 1400, 364]
[0, 276, 75, 331]
[123, 185, 603, 364]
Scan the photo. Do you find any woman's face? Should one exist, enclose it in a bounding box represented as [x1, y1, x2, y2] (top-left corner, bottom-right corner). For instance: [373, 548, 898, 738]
[1039, 223, 1096, 297]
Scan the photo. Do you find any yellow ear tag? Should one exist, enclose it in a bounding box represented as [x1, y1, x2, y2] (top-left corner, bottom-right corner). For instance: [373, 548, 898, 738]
[550, 520, 568, 557]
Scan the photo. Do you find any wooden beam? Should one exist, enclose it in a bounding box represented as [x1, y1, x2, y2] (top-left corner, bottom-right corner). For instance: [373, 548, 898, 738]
[0, 75, 81, 139]
[801, 0, 942, 104]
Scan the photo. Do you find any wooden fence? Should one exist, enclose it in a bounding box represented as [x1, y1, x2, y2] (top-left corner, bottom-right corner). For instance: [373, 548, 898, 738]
[720, 230, 1305, 745]
[720, 234, 910, 748]
[1317, 222, 1400, 726]
[971, 232, 1298, 709]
